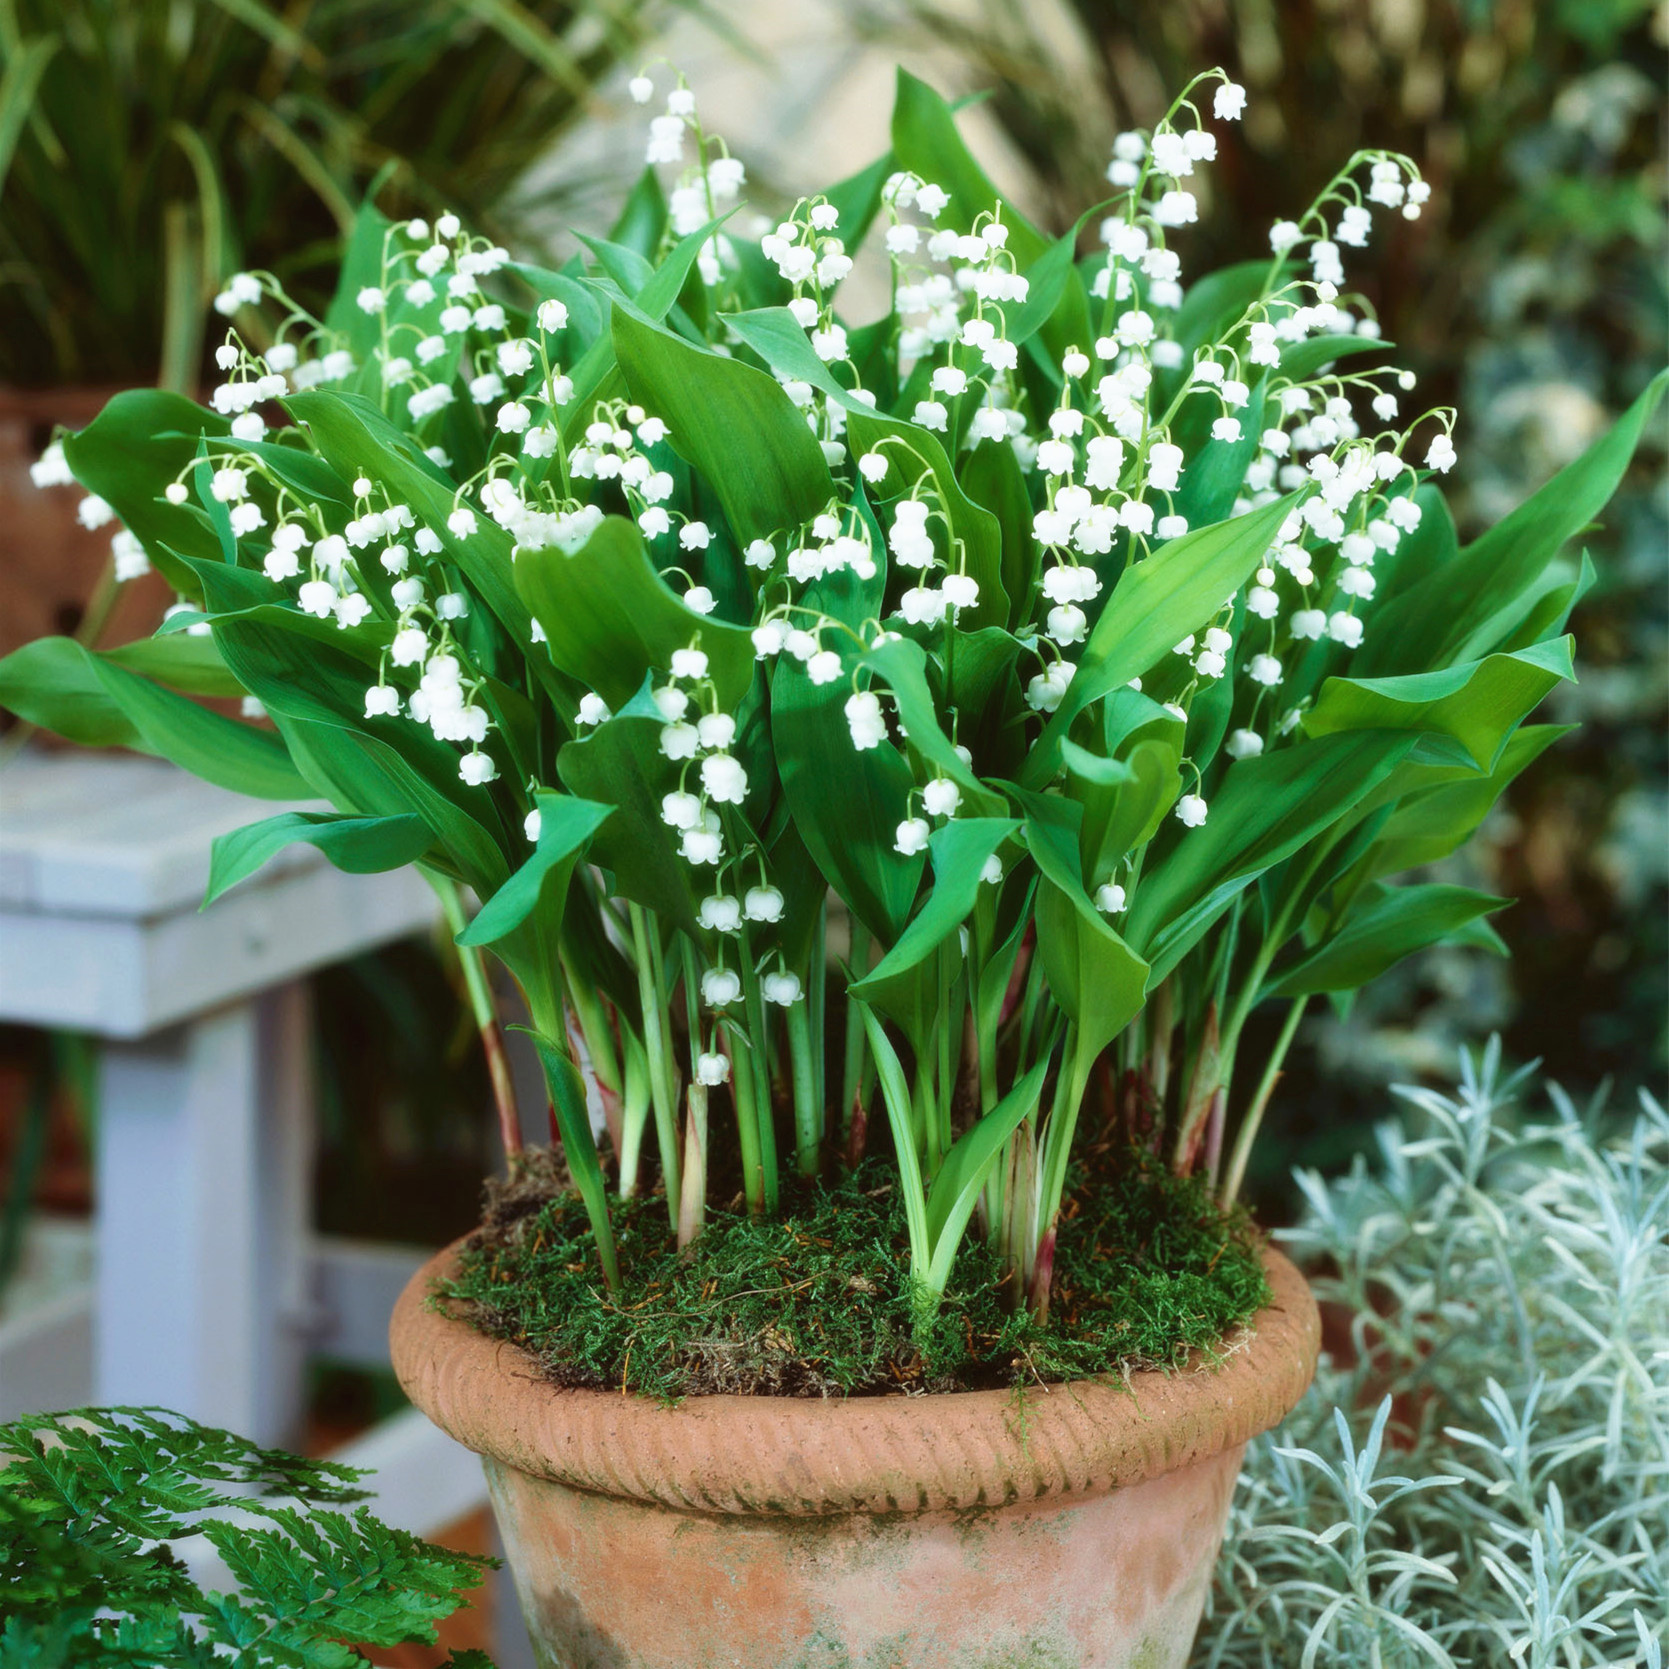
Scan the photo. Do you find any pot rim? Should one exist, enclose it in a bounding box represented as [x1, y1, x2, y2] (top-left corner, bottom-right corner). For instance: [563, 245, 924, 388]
[391, 1240, 1318, 1519]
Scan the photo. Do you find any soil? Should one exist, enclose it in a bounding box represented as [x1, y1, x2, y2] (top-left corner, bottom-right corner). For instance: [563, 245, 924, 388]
[437, 1147, 1272, 1400]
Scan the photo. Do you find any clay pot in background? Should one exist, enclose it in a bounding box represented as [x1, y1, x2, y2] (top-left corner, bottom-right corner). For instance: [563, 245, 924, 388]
[392, 1242, 1319, 1669]
[0, 387, 172, 660]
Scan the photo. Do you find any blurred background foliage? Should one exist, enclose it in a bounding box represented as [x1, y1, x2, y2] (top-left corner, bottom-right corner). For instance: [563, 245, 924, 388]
[0, 0, 727, 391]
[849, 0, 1667, 1203]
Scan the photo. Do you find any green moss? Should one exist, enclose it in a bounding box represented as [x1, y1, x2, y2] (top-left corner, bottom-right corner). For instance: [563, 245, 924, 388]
[437, 1155, 1270, 1400]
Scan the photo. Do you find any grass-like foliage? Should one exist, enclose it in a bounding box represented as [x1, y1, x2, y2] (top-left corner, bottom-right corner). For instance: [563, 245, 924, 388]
[442, 1153, 1270, 1397]
[1199, 1044, 1669, 1668]
[0, 1406, 494, 1667]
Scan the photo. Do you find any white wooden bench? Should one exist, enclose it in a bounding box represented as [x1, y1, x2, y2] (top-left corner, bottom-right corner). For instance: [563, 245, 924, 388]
[0, 751, 490, 1545]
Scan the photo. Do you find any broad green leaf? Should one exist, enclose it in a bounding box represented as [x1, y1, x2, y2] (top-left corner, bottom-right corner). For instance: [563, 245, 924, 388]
[1173, 381, 1266, 530]
[857, 636, 997, 808]
[1304, 637, 1575, 771]
[1033, 876, 1150, 1064]
[1348, 724, 1570, 888]
[890, 69, 1047, 266]
[825, 146, 896, 254]
[104, 633, 245, 698]
[1021, 795, 1150, 1058]
[205, 812, 431, 907]
[1022, 494, 1294, 788]
[558, 213, 734, 440]
[850, 818, 1017, 1036]
[457, 794, 613, 948]
[0, 636, 309, 800]
[923, 1060, 1049, 1291]
[576, 230, 656, 298]
[324, 201, 396, 358]
[959, 439, 1039, 632]
[521, 1029, 618, 1288]
[1153, 259, 1274, 402]
[608, 166, 669, 256]
[847, 408, 1009, 632]
[515, 515, 755, 712]
[1277, 333, 1389, 385]
[555, 690, 700, 935]
[611, 306, 834, 544]
[773, 653, 921, 945]
[1265, 882, 1510, 998]
[1356, 369, 1667, 675]
[1125, 729, 1416, 971]
[62, 391, 231, 594]
[205, 610, 512, 890]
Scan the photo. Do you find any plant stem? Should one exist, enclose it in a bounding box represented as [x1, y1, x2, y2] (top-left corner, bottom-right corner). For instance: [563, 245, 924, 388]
[840, 919, 871, 1151]
[628, 904, 681, 1216]
[786, 998, 820, 1177]
[677, 1082, 708, 1250]
[429, 874, 522, 1158]
[1220, 996, 1308, 1207]
[733, 945, 776, 1214]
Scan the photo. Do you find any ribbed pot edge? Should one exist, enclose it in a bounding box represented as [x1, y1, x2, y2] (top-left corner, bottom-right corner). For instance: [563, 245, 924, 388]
[391, 1239, 1318, 1519]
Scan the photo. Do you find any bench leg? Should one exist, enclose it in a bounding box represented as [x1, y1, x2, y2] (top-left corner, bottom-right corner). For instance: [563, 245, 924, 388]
[95, 982, 313, 1445]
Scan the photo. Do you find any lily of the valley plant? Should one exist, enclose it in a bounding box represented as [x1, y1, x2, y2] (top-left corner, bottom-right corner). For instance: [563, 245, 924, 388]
[6, 68, 1661, 1324]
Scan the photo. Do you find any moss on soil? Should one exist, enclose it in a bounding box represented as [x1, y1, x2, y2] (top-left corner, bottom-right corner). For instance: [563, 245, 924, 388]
[437, 1149, 1271, 1399]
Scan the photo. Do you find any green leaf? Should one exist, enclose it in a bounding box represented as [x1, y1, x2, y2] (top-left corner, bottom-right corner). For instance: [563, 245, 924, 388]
[1125, 729, 1417, 974]
[854, 1005, 931, 1265]
[1022, 494, 1293, 788]
[856, 636, 996, 808]
[848, 408, 1008, 631]
[1156, 260, 1275, 400]
[520, 1029, 619, 1289]
[61, 391, 232, 594]
[608, 165, 669, 256]
[515, 515, 755, 712]
[206, 611, 511, 892]
[1277, 333, 1389, 385]
[559, 213, 734, 439]
[1265, 882, 1510, 998]
[205, 812, 432, 907]
[825, 146, 896, 253]
[1019, 794, 1151, 1060]
[850, 818, 1017, 1037]
[555, 692, 700, 935]
[772, 653, 921, 945]
[1356, 369, 1667, 675]
[923, 1060, 1049, 1292]
[1349, 724, 1571, 888]
[104, 633, 246, 698]
[324, 200, 396, 357]
[0, 636, 310, 800]
[1173, 380, 1266, 529]
[611, 305, 834, 544]
[0, 35, 58, 199]
[1304, 637, 1576, 771]
[959, 439, 1039, 632]
[890, 69, 1047, 267]
[456, 793, 612, 948]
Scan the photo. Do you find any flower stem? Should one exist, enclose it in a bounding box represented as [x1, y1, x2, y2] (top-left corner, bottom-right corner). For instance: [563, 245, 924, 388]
[1220, 996, 1308, 1207]
[786, 998, 820, 1177]
[429, 874, 521, 1158]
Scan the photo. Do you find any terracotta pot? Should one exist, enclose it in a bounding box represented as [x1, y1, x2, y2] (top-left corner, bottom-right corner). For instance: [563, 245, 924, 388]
[392, 1242, 1318, 1669]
